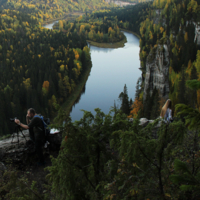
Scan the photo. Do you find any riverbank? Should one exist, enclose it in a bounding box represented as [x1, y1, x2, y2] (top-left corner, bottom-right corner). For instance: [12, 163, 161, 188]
[87, 36, 127, 48]
[86, 30, 139, 49]
[120, 28, 140, 38]
[54, 62, 92, 123]
[41, 12, 84, 26]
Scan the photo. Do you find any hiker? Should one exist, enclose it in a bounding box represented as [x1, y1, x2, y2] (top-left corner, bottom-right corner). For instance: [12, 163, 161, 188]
[26, 113, 50, 148]
[15, 108, 45, 165]
[160, 99, 173, 122]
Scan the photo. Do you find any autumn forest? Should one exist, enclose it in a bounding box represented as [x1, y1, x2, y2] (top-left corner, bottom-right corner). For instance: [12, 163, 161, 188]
[1, 0, 200, 200]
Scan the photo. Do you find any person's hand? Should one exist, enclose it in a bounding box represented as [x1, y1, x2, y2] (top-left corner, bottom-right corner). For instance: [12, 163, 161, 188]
[14, 119, 20, 124]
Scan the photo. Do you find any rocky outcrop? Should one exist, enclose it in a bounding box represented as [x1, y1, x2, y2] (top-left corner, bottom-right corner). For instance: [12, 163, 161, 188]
[0, 130, 62, 164]
[143, 42, 170, 100]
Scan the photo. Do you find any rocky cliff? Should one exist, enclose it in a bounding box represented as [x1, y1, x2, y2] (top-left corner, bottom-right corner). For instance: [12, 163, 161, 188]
[143, 41, 170, 100]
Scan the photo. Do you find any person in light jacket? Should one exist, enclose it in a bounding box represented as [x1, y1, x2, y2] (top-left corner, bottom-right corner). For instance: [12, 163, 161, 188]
[160, 99, 172, 122]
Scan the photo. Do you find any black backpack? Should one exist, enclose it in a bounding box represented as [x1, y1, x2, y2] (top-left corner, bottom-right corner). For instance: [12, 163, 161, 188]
[43, 118, 50, 139]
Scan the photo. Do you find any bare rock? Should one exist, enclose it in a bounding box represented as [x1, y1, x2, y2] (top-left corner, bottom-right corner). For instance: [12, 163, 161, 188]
[139, 118, 149, 127]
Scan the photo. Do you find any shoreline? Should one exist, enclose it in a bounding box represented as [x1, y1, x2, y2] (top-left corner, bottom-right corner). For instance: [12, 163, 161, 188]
[87, 36, 127, 48]
[120, 28, 140, 38]
[54, 62, 92, 124]
[87, 29, 140, 49]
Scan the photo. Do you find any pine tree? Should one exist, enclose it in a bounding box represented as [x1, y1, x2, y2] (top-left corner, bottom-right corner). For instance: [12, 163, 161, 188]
[189, 66, 198, 108]
[178, 69, 186, 104]
[119, 84, 130, 115]
[176, 79, 200, 130]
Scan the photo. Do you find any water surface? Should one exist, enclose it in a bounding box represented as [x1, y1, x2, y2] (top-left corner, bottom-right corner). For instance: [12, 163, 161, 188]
[43, 23, 141, 121]
[71, 32, 141, 121]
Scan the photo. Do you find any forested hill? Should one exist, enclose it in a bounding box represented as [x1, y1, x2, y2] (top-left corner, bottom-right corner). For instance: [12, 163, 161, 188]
[0, 9, 91, 136]
[0, 0, 111, 22]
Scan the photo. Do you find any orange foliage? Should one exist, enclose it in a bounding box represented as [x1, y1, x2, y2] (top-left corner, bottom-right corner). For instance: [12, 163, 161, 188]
[42, 81, 50, 91]
[128, 98, 143, 119]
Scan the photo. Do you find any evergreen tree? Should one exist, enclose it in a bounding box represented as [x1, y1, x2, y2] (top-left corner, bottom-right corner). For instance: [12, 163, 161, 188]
[118, 84, 130, 115]
[189, 66, 198, 108]
[178, 69, 187, 104]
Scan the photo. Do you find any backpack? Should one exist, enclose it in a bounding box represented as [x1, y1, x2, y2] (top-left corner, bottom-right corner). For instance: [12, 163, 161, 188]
[34, 115, 50, 138]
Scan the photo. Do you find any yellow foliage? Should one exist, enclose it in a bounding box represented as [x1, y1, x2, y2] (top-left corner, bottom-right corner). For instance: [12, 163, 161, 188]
[23, 78, 31, 90]
[160, 26, 164, 33]
[73, 49, 79, 60]
[60, 64, 65, 71]
[42, 81, 50, 91]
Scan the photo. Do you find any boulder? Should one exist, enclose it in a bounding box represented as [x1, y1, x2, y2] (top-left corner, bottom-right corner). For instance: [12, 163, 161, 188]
[139, 118, 149, 127]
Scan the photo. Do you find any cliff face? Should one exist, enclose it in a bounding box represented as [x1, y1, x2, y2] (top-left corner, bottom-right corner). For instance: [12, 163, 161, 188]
[194, 22, 200, 45]
[143, 42, 170, 100]
[186, 21, 200, 45]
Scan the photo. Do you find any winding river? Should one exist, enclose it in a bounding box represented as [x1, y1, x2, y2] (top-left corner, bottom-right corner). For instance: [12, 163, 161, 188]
[43, 22, 141, 121]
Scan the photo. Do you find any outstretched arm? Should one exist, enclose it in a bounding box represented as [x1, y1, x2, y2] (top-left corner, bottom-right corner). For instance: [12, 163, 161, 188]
[26, 115, 31, 125]
[15, 119, 29, 129]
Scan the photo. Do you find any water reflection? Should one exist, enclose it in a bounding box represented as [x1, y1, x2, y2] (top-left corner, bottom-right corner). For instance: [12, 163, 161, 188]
[70, 32, 141, 121]
[89, 46, 115, 53]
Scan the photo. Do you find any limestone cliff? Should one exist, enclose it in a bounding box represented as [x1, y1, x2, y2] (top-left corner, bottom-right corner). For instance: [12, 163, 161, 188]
[143, 41, 170, 100]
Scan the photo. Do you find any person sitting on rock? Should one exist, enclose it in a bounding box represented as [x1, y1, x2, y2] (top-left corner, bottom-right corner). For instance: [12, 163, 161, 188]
[14, 108, 45, 166]
[160, 99, 173, 122]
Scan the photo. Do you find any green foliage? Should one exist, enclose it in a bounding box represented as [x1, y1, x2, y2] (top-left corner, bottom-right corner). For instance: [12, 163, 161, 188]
[0, 169, 43, 200]
[46, 108, 189, 199]
[186, 79, 200, 90]
[170, 159, 200, 198]
[175, 103, 200, 130]
[46, 108, 126, 199]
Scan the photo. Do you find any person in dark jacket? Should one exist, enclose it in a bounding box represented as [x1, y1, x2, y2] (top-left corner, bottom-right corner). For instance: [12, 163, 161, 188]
[15, 108, 45, 165]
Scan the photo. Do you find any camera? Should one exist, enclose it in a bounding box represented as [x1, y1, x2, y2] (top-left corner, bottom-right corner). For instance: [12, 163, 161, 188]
[10, 117, 17, 122]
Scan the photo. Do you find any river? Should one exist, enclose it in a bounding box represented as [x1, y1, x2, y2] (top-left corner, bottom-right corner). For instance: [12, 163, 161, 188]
[43, 21, 141, 121]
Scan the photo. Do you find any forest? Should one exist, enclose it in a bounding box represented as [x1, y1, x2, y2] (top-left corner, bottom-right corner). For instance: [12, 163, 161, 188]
[2, 0, 200, 200]
[0, 0, 111, 23]
[0, 9, 91, 136]
[54, 14, 125, 43]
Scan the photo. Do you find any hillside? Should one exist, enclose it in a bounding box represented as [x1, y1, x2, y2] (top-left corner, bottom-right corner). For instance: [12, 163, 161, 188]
[0, 0, 111, 22]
